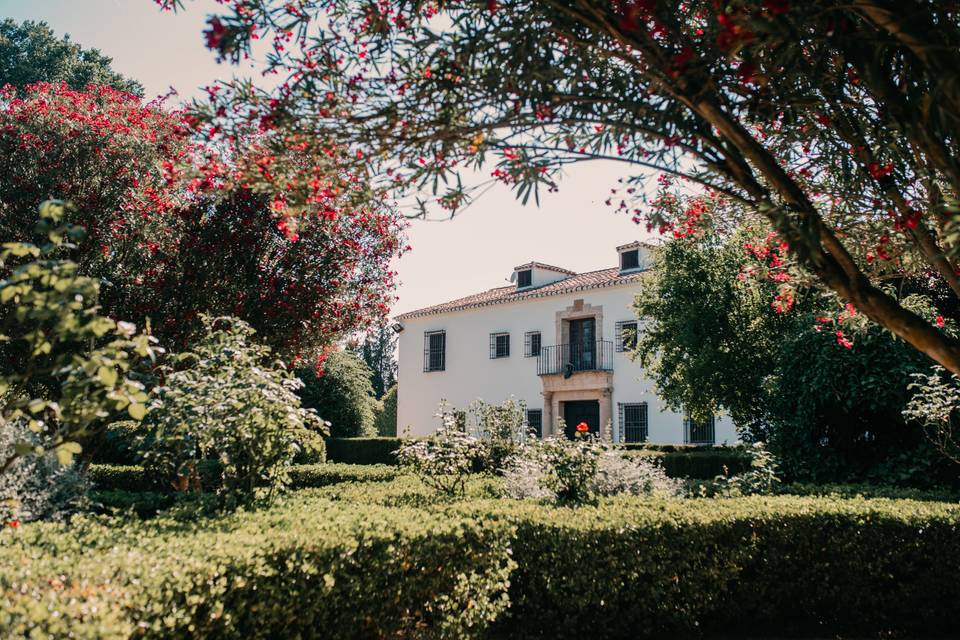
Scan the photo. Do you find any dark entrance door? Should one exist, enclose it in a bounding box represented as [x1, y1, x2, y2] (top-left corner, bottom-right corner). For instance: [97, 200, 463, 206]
[563, 400, 600, 439]
[568, 318, 596, 371]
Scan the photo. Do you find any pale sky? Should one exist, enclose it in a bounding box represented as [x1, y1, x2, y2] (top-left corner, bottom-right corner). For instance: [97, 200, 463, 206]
[1, 0, 657, 317]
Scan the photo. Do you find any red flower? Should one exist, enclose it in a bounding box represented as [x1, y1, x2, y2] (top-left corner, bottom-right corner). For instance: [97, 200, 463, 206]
[575, 421, 589, 433]
[868, 162, 893, 179]
[937, 315, 946, 328]
[204, 16, 227, 51]
[7, 520, 19, 529]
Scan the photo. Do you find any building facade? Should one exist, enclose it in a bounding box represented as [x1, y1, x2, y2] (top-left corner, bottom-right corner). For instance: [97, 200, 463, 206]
[395, 242, 738, 444]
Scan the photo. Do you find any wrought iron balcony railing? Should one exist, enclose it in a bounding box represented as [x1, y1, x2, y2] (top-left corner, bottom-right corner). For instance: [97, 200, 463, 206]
[537, 340, 614, 376]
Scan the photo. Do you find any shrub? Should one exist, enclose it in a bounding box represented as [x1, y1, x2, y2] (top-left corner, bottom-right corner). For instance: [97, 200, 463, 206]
[711, 442, 780, 496]
[4, 486, 959, 638]
[88, 463, 401, 494]
[505, 437, 679, 504]
[468, 397, 533, 473]
[288, 463, 400, 488]
[0, 421, 89, 522]
[140, 317, 325, 508]
[397, 412, 483, 497]
[297, 350, 377, 437]
[623, 448, 752, 479]
[89, 421, 145, 465]
[326, 437, 402, 465]
[375, 384, 398, 436]
[0, 496, 515, 639]
[478, 496, 960, 638]
[292, 427, 327, 464]
[0, 201, 158, 481]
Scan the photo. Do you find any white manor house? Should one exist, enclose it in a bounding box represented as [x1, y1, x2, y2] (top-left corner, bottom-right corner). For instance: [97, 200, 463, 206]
[395, 242, 738, 445]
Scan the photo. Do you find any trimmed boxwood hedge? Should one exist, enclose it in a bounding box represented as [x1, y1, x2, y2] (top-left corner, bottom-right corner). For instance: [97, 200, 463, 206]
[624, 448, 752, 479]
[3, 484, 959, 638]
[0, 495, 514, 639]
[88, 463, 400, 493]
[325, 437, 403, 465]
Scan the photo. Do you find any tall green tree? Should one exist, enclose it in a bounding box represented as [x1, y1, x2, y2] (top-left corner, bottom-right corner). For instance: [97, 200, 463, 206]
[634, 230, 809, 428]
[297, 351, 377, 438]
[635, 230, 958, 485]
[170, 0, 960, 376]
[351, 324, 398, 399]
[0, 20, 142, 94]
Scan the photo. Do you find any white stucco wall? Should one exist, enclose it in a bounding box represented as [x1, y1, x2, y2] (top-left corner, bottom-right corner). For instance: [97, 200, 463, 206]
[396, 282, 738, 445]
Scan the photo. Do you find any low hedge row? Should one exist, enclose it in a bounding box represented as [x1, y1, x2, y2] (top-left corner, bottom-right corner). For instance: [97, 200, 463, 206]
[89, 422, 327, 466]
[87, 463, 400, 494]
[1, 495, 513, 639]
[4, 486, 959, 638]
[325, 437, 403, 465]
[325, 437, 751, 479]
[625, 449, 752, 479]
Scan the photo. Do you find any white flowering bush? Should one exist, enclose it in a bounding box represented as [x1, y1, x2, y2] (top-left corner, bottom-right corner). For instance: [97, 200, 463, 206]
[712, 442, 780, 497]
[1, 421, 89, 524]
[504, 436, 680, 505]
[467, 397, 534, 473]
[396, 403, 484, 496]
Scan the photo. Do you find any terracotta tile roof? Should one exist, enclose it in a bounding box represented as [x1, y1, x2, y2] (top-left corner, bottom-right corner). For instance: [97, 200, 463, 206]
[616, 240, 656, 251]
[396, 266, 649, 320]
[512, 261, 577, 276]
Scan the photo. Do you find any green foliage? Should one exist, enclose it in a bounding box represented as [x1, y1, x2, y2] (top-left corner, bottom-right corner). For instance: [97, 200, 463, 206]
[505, 437, 680, 505]
[397, 410, 483, 497]
[326, 437, 401, 465]
[0, 201, 157, 493]
[297, 350, 376, 437]
[140, 316, 325, 507]
[0, 494, 515, 639]
[90, 420, 145, 465]
[0, 19, 142, 94]
[350, 324, 397, 398]
[622, 448, 753, 479]
[467, 397, 532, 474]
[5, 478, 960, 638]
[634, 232, 807, 425]
[904, 365, 960, 464]
[291, 427, 326, 464]
[88, 463, 401, 494]
[769, 294, 951, 484]
[375, 384, 398, 436]
[0, 421, 89, 522]
[710, 442, 781, 497]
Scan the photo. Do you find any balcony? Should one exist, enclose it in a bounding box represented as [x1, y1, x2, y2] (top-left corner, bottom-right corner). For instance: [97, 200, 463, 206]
[537, 340, 614, 376]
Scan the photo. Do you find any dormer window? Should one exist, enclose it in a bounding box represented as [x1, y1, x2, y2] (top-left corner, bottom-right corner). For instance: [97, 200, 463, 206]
[620, 249, 640, 271]
[517, 269, 532, 288]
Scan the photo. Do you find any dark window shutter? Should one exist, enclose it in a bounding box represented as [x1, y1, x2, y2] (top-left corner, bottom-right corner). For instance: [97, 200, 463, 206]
[517, 269, 532, 288]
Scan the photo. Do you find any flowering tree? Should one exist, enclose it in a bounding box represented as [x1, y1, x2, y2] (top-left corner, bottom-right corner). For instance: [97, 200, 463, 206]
[165, 0, 960, 373]
[0, 82, 404, 358]
[0, 19, 142, 93]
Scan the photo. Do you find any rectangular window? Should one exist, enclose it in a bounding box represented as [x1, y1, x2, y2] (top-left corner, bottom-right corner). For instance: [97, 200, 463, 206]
[621, 249, 640, 271]
[517, 269, 532, 288]
[615, 320, 638, 352]
[423, 330, 446, 372]
[526, 409, 543, 438]
[619, 402, 648, 443]
[685, 416, 716, 445]
[524, 331, 542, 357]
[490, 332, 510, 358]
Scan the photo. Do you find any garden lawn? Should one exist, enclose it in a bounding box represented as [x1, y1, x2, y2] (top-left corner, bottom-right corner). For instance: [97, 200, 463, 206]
[3, 473, 960, 639]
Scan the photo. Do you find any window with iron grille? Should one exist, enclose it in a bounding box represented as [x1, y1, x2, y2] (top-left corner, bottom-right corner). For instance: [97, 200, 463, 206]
[524, 331, 542, 357]
[619, 402, 648, 443]
[423, 330, 446, 372]
[620, 249, 640, 271]
[490, 332, 510, 358]
[517, 269, 532, 288]
[526, 409, 543, 438]
[615, 320, 638, 352]
[684, 416, 716, 445]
